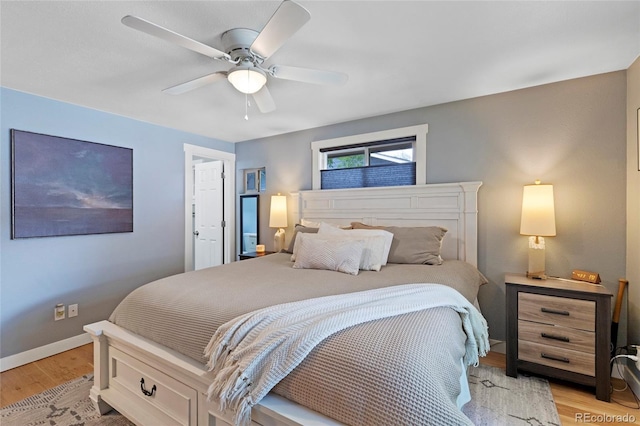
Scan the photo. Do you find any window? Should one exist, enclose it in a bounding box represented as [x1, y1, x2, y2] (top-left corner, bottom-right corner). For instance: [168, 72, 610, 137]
[325, 139, 413, 170]
[311, 125, 427, 190]
[327, 151, 365, 169]
[320, 138, 416, 189]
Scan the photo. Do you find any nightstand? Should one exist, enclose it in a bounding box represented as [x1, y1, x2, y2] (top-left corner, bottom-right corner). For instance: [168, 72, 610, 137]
[505, 273, 613, 402]
[238, 251, 275, 260]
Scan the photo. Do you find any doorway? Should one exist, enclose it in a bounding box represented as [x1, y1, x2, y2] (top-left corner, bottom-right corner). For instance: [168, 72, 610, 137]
[184, 144, 236, 272]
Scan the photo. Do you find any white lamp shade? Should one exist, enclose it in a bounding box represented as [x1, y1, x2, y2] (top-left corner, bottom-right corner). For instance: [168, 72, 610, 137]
[227, 67, 267, 94]
[269, 194, 288, 228]
[520, 183, 556, 237]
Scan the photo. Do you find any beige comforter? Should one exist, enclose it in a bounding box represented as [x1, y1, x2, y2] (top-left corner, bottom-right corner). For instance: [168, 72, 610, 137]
[109, 253, 487, 425]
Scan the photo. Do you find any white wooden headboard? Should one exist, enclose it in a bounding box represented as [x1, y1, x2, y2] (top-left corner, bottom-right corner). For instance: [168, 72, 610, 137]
[292, 182, 482, 267]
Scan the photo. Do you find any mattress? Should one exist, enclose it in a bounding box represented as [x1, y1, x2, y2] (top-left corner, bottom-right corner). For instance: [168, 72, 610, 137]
[109, 253, 487, 425]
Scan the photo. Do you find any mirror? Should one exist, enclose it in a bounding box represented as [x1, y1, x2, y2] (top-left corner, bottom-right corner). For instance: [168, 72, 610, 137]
[240, 194, 259, 254]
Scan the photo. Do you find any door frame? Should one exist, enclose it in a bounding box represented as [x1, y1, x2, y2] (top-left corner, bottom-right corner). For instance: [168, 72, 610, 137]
[184, 144, 236, 272]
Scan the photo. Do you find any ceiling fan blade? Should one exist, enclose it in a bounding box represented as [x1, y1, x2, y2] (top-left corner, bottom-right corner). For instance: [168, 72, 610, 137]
[252, 86, 276, 113]
[250, 1, 310, 59]
[122, 15, 230, 60]
[270, 65, 348, 86]
[162, 72, 228, 95]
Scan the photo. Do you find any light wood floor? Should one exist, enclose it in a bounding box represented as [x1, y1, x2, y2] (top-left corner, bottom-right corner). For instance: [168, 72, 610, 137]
[0, 344, 638, 425]
[0, 344, 93, 408]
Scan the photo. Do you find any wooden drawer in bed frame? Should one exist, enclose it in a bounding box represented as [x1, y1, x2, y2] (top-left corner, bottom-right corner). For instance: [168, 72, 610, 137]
[85, 320, 342, 426]
[108, 347, 198, 425]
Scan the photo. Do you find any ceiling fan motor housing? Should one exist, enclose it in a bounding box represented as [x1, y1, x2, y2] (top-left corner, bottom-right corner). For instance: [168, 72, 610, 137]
[221, 28, 261, 63]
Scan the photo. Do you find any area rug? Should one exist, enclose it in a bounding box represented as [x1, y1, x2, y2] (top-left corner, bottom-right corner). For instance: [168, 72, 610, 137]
[0, 374, 131, 426]
[1, 365, 560, 425]
[463, 364, 561, 425]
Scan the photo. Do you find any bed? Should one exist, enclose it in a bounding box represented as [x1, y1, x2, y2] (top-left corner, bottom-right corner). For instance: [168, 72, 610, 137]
[84, 181, 486, 426]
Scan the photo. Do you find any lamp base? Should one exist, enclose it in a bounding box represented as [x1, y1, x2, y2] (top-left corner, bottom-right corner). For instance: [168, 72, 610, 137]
[526, 236, 547, 280]
[526, 271, 548, 280]
[274, 228, 285, 252]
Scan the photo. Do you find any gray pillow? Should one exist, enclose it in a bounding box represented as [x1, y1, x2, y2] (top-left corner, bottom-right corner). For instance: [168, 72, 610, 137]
[350, 222, 447, 265]
[285, 224, 318, 254]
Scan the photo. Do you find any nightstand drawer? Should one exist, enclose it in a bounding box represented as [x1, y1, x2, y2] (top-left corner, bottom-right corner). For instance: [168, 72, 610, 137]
[518, 320, 594, 353]
[518, 293, 595, 331]
[519, 340, 595, 376]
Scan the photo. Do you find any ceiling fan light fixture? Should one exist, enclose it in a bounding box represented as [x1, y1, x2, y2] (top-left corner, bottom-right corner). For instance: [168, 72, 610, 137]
[227, 66, 267, 94]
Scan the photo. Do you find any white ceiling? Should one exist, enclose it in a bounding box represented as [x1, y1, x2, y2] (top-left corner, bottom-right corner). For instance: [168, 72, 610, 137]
[1, 1, 638, 143]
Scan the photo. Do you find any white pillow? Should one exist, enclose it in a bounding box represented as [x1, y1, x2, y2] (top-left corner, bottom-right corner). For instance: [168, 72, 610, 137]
[293, 236, 363, 276]
[292, 232, 384, 271]
[318, 222, 393, 265]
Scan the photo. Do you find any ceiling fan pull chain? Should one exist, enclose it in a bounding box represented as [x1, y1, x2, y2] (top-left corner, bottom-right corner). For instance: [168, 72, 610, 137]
[244, 92, 249, 121]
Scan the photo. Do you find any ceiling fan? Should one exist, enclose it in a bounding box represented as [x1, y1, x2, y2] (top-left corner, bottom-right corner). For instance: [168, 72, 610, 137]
[122, 0, 348, 113]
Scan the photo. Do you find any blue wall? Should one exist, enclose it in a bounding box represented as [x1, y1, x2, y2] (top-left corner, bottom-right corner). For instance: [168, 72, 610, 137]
[0, 88, 234, 358]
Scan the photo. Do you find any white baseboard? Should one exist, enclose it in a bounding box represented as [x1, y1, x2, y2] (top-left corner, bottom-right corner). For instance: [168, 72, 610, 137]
[0, 333, 92, 372]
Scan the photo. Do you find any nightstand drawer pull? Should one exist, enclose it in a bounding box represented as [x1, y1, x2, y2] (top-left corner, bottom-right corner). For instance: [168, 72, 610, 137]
[541, 353, 570, 363]
[541, 332, 570, 342]
[540, 307, 570, 316]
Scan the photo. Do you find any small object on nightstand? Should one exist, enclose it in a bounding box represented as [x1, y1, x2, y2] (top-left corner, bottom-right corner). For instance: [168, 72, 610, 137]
[571, 269, 601, 284]
[256, 244, 266, 253]
[505, 273, 612, 402]
[239, 250, 275, 260]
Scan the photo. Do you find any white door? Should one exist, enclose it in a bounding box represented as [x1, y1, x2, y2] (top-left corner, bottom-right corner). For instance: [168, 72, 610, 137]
[194, 161, 224, 270]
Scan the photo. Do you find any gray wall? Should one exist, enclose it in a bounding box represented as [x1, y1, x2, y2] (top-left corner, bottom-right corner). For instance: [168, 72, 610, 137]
[0, 87, 234, 358]
[626, 57, 639, 377]
[236, 71, 627, 341]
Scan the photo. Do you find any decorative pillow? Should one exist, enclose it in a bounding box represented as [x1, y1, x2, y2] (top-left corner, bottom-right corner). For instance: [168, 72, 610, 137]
[285, 224, 318, 254]
[293, 235, 364, 276]
[292, 232, 386, 271]
[350, 222, 447, 265]
[318, 222, 393, 265]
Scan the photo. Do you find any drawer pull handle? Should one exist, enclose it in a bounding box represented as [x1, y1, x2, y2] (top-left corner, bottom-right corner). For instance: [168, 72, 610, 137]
[140, 378, 156, 397]
[541, 333, 570, 342]
[541, 307, 570, 316]
[541, 353, 570, 363]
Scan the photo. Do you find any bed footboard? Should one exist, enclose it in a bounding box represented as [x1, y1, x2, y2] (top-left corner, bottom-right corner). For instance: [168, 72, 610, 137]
[83, 321, 343, 426]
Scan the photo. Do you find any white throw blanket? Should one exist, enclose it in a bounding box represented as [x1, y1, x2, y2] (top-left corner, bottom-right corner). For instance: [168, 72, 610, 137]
[204, 283, 489, 426]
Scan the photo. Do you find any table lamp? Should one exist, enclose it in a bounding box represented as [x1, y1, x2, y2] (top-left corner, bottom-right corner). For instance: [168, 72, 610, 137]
[520, 180, 556, 279]
[269, 193, 288, 252]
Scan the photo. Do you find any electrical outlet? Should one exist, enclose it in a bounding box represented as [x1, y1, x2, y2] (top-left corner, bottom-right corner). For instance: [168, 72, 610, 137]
[54, 304, 65, 321]
[68, 304, 78, 318]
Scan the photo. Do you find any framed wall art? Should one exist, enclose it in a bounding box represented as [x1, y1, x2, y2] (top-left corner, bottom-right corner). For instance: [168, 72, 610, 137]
[11, 129, 133, 239]
[243, 167, 266, 193]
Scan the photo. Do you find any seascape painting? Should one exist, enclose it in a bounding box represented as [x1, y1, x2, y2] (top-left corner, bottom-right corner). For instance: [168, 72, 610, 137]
[11, 130, 133, 239]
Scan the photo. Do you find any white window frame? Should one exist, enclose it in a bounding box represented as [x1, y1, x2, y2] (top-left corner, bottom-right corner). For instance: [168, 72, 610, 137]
[311, 124, 428, 190]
